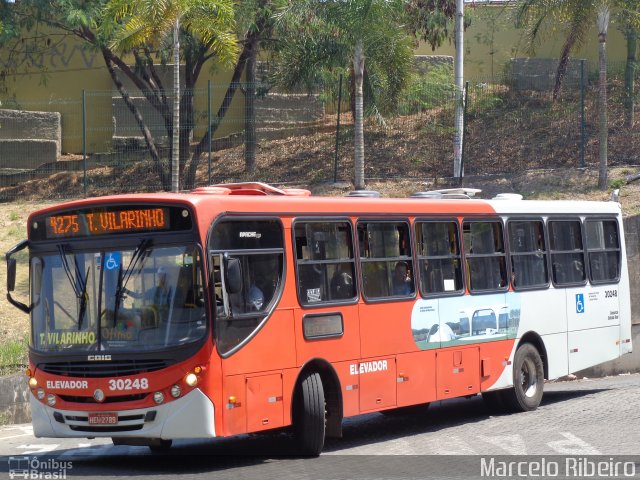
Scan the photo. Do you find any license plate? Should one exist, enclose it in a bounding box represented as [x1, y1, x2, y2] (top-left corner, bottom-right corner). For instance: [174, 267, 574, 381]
[88, 412, 118, 425]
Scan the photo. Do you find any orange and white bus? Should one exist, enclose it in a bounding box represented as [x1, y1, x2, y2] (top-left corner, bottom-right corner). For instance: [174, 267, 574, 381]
[6, 183, 632, 455]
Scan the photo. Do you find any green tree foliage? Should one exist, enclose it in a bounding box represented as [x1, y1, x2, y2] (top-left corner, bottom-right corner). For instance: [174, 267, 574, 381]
[516, 0, 640, 190]
[275, 0, 456, 190]
[276, 0, 415, 190]
[0, 0, 272, 190]
[106, 0, 238, 191]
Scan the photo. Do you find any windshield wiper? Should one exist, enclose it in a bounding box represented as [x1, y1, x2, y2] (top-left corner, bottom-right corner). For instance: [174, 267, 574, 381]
[57, 245, 90, 330]
[112, 239, 152, 326]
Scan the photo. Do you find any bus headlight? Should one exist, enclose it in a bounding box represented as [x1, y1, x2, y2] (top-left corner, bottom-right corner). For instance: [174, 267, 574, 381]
[28, 377, 38, 389]
[185, 373, 198, 387]
[153, 392, 165, 404]
[36, 388, 45, 400]
[170, 385, 181, 398]
[47, 394, 56, 407]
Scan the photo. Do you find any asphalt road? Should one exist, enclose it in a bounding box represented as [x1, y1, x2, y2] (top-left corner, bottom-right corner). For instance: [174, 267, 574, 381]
[2, 374, 640, 479]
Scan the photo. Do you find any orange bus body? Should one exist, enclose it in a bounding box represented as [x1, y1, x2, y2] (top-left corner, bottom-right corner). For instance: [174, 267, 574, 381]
[14, 184, 631, 454]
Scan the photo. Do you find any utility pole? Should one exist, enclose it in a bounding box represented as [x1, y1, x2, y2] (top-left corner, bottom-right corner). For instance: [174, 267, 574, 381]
[172, 17, 180, 193]
[453, 0, 464, 180]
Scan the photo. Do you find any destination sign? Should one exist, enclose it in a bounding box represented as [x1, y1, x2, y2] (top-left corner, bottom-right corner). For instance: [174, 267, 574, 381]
[31, 205, 192, 240]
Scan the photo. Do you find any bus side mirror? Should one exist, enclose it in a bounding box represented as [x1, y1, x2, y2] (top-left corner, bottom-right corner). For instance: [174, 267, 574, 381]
[224, 256, 242, 294]
[6, 239, 30, 313]
[7, 258, 16, 292]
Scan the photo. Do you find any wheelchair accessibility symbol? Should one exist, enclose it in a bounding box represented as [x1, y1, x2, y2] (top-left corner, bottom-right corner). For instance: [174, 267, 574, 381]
[576, 293, 585, 314]
[104, 252, 121, 271]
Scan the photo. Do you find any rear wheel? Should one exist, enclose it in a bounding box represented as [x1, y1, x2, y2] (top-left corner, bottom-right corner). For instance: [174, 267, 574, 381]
[293, 372, 326, 456]
[502, 343, 544, 412]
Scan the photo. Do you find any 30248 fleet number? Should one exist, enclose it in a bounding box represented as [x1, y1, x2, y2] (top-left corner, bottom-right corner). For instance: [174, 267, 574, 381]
[108, 378, 149, 391]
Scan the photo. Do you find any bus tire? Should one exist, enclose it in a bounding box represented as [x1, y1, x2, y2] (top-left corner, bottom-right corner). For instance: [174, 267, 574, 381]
[293, 371, 326, 456]
[502, 343, 544, 412]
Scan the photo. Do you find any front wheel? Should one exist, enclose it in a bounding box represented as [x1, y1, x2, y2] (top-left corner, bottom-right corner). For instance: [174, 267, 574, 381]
[502, 343, 545, 412]
[293, 372, 326, 456]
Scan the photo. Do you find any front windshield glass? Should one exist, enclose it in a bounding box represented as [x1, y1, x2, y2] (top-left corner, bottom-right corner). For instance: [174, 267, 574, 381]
[31, 245, 206, 353]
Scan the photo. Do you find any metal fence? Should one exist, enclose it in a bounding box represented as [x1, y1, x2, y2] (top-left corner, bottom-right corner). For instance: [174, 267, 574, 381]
[0, 60, 638, 201]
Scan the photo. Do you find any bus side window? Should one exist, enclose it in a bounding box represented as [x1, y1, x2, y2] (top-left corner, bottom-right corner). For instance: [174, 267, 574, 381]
[358, 221, 414, 300]
[464, 220, 508, 293]
[508, 220, 549, 290]
[294, 221, 356, 306]
[549, 220, 586, 286]
[586, 219, 621, 284]
[416, 221, 463, 296]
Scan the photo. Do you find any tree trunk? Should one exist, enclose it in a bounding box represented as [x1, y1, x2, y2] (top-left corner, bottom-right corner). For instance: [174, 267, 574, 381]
[178, 88, 194, 189]
[625, 28, 637, 129]
[553, 37, 577, 101]
[597, 7, 609, 191]
[171, 18, 180, 193]
[244, 45, 257, 173]
[101, 49, 169, 190]
[184, 34, 256, 188]
[353, 39, 365, 191]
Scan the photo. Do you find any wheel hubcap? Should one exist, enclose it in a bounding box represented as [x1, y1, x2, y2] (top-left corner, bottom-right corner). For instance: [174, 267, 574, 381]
[520, 358, 538, 398]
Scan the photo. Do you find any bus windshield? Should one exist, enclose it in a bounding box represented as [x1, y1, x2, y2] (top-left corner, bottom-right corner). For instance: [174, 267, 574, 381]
[30, 244, 206, 353]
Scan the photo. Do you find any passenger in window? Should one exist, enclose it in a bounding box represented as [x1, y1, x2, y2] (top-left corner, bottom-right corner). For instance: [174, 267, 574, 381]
[230, 283, 264, 314]
[126, 266, 171, 307]
[330, 264, 354, 300]
[392, 261, 414, 296]
[247, 284, 265, 311]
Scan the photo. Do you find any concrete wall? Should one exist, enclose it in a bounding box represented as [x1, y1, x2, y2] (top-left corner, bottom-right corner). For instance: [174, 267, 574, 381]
[0, 373, 30, 425]
[414, 55, 454, 75]
[256, 93, 324, 130]
[624, 216, 640, 324]
[0, 109, 61, 156]
[0, 109, 61, 167]
[419, 4, 628, 79]
[508, 58, 587, 91]
[0, 139, 58, 169]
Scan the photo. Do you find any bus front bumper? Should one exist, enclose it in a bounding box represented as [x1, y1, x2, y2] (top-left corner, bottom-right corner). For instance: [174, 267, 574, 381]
[30, 388, 216, 440]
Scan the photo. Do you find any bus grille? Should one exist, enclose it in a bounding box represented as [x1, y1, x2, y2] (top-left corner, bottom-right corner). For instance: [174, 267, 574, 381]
[38, 359, 171, 378]
[59, 393, 148, 404]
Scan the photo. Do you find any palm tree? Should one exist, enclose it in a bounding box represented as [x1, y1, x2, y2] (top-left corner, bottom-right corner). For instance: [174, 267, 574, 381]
[107, 0, 238, 191]
[278, 0, 410, 190]
[516, 0, 639, 190]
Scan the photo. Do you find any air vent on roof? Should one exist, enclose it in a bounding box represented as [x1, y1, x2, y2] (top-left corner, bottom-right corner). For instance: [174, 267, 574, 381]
[492, 193, 523, 200]
[193, 182, 311, 196]
[411, 191, 444, 199]
[411, 187, 481, 199]
[191, 186, 231, 195]
[346, 190, 381, 198]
